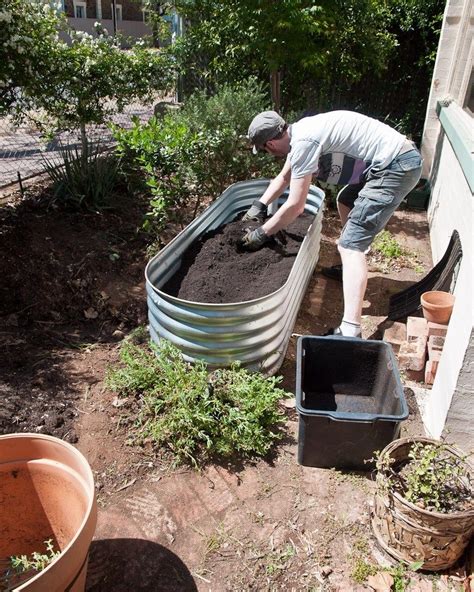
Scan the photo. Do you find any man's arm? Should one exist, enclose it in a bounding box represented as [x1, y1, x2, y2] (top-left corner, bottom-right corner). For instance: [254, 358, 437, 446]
[259, 157, 292, 206]
[262, 174, 312, 236]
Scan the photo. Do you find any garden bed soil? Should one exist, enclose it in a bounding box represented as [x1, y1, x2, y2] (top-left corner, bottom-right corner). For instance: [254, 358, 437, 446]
[2, 184, 468, 591]
[163, 214, 313, 303]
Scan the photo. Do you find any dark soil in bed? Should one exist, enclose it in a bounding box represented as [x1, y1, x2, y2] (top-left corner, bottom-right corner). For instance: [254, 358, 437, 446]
[163, 214, 314, 303]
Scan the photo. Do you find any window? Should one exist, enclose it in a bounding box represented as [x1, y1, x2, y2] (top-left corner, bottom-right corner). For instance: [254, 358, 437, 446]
[73, 0, 87, 18]
[462, 70, 474, 117]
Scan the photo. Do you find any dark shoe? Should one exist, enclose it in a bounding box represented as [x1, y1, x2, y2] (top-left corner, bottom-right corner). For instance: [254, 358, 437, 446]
[323, 326, 362, 338]
[321, 264, 343, 282]
[323, 326, 342, 336]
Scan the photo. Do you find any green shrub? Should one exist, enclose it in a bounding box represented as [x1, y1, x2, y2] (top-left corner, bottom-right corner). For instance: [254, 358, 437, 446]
[112, 78, 280, 232]
[113, 112, 212, 230]
[106, 339, 289, 467]
[175, 80, 278, 194]
[43, 141, 120, 210]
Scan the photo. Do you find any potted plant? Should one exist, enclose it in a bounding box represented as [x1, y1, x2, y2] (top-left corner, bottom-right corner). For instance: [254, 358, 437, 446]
[371, 436, 473, 571]
[0, 433, 97, 591]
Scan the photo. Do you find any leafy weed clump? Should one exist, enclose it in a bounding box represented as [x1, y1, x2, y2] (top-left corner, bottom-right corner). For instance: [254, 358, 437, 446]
[351, 558, 378, 584]
[369, 230, 422, 274]
[106, 339, 289, 467]
[375, 440, 473, 513]
[2, 539, 60, 589]
[402, 441, 472, 512]
[372, 229, 404, 259]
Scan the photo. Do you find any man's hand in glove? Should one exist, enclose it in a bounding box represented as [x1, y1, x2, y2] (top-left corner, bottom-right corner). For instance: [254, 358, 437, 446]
[242, 199, 267, 223]
[240, 226, 269, 251]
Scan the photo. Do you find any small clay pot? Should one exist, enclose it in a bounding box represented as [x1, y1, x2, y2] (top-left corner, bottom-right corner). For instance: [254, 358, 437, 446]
[420, 291, 455, 324]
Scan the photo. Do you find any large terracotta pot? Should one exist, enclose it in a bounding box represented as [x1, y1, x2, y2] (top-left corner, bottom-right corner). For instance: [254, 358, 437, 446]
[0, 433, 97, 591]
[372, 437, 474, 571]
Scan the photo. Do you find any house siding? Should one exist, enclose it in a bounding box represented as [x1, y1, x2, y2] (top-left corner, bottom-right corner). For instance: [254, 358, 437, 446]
[424, 133, 473, 440]
[420, 0, 473, 449]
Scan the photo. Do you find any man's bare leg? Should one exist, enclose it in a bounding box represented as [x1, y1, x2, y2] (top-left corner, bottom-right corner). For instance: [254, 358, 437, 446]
[337, 245, 367, 336]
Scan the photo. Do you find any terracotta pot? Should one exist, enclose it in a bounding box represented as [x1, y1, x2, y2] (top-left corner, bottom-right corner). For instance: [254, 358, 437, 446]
[420, 290, 455, 324]
[371, 437, 474, 571]
[0, 433, 97, 591]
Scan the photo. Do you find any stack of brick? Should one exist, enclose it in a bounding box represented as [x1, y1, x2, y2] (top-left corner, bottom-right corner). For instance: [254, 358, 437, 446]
[383, 318, 448, 385]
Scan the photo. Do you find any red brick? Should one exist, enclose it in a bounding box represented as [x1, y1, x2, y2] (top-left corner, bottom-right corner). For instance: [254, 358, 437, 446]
[406, 369, 425, 382]
[427, 321, 448, 338]
[407, 317, 428, 342]
[398, 338, 426, 372]
[428, 349, 442, 365]
[425, 360, 438, 385]
[428, 335, 445, 359]
[383, 322, 407, 353]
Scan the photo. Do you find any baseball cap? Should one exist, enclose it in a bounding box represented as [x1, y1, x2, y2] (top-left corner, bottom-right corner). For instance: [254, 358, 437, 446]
[248, 111, 286, 154]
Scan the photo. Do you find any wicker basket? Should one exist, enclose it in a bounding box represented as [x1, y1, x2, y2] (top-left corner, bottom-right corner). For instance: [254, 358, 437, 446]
[372, 437, 474, 571]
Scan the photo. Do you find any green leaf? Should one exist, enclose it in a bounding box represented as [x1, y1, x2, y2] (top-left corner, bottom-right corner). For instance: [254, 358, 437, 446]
[409, 561, 424, 571]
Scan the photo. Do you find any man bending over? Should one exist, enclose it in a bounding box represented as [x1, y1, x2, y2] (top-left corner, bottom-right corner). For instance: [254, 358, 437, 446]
[241, 110, 422, 338]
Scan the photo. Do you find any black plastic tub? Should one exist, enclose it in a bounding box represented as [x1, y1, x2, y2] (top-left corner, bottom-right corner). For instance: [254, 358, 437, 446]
[296, 336, 408, 470]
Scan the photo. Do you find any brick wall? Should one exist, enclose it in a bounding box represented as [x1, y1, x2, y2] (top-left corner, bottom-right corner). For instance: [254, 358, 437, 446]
[121, 1, 143, 21]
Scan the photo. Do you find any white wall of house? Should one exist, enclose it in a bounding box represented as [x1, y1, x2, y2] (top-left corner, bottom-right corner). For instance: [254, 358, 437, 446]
[420, 0, 473, 450]
[424, 131, 473, 442]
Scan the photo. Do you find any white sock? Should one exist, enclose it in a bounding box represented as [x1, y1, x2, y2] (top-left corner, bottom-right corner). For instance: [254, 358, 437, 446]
[339, 319, 361, 337]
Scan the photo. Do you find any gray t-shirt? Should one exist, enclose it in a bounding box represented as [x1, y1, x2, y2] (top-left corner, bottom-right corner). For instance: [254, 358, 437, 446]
[289, 111, 406, 184]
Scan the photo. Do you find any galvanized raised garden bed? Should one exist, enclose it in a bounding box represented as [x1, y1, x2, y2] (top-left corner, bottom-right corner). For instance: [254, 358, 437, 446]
[145, 179, 325, 374]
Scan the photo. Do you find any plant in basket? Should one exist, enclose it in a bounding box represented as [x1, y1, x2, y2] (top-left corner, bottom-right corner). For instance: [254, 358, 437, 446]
[371, 437, 474, 571]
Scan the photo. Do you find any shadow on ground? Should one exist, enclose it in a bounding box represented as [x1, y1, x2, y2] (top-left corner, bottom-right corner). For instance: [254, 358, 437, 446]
[364, 276, 416, 316]
[86, 538, 198, 592]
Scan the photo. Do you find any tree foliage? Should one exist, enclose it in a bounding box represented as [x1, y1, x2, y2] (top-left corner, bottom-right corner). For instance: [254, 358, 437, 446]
[113, 79, 279, 232]
[167, 0, 397, 110]
[0, 0, 175, 135]
[381, 0, 445, 136]
[159, 0, 444, 137]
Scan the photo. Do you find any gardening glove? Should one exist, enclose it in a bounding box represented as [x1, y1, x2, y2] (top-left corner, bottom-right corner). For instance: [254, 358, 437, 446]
[242, 199, 267, 223]
[240, 226, 269, 251]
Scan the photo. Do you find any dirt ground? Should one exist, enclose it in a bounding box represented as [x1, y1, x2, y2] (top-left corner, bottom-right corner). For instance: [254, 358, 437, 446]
[0, 184, 471, 591]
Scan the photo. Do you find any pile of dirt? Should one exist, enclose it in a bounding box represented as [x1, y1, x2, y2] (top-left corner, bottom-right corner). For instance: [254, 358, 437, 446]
[163, 214, 314, 303]
[0, 195, 150, 328]
[0, 190, 153, 442]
